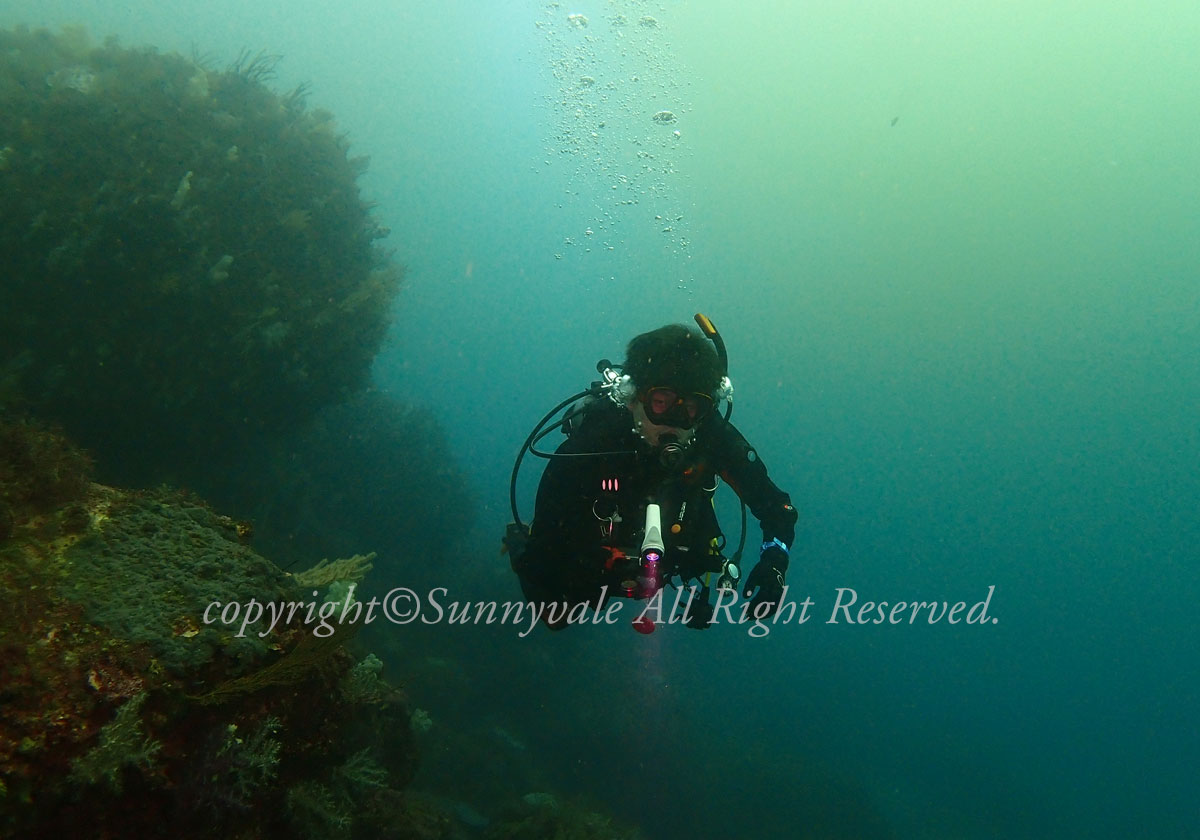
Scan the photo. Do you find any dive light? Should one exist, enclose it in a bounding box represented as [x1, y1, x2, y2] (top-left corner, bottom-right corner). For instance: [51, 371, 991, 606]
[639, 503, 665, 597]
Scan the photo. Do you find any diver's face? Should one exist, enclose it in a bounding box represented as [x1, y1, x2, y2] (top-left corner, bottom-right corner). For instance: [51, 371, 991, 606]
[628, 400, 693, 447]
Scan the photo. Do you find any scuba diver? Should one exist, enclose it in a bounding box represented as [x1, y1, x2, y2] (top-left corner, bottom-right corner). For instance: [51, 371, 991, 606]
[505, 314, 797, 631]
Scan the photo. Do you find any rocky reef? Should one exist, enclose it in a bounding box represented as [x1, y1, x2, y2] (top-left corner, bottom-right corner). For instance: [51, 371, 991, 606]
[0, 25, 400, 472]
[0, 418, 434, 839]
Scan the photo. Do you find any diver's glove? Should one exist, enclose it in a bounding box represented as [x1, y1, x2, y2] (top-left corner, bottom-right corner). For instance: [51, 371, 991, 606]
[742, 539, 789, 617]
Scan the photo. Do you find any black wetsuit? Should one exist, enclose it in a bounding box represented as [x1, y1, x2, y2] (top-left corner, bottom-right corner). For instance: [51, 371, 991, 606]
[513, 399, 797, 606]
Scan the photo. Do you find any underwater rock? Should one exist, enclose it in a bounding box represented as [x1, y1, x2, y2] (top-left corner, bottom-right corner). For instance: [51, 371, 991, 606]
[0, 421, 418, 838]
[0, 26, 401, 480]
[0, 415, 93, 525]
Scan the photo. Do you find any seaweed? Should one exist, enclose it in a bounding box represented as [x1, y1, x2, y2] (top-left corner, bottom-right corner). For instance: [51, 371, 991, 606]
[0, 26, 403, 485]
[229, 48, 281, 83]
[192, 626, 354, 706]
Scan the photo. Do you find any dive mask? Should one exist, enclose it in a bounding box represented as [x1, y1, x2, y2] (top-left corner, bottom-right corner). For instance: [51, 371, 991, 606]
[641, 386, 713, 429]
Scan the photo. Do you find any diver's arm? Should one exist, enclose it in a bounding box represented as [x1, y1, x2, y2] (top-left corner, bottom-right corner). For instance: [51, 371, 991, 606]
[711, 418, 796, 616]
[712, 419, 798, 548]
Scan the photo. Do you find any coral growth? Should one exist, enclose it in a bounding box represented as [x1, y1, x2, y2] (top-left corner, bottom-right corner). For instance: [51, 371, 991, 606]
[200, 716, 283, 810]
[341, 652, 389, 705]
[67, 692, 161, 792]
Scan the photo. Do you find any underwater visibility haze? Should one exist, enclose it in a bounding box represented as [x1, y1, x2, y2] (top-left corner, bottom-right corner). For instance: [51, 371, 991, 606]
[1, 1, 1197, 838]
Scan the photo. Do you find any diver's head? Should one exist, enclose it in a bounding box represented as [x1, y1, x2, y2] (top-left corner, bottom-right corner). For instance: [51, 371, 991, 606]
[622, 324, 722, 433]
[629, 398, 696, 450]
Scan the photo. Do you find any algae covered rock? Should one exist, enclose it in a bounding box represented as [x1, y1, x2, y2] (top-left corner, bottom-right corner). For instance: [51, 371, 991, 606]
[62, 486, 295, 673]
[0, 25, 400, 464]
[0, 420, 421, 839]
[0, 415, 93, 538]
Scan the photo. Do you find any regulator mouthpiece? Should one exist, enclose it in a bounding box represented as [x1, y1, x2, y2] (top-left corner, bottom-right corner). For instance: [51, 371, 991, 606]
[658, 433, 687, 470]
